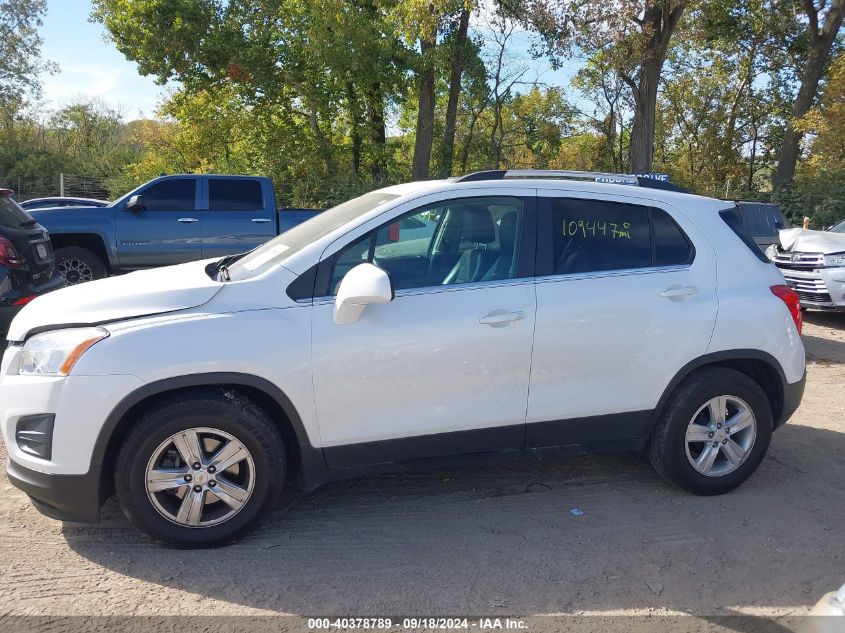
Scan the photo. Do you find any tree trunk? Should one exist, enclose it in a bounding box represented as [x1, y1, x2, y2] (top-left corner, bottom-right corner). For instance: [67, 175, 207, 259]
[366, 82, 387, 177]
[412, 30, 437, 180]
[627, 61, 660, 173]
[624, 1, 686, 174]
[774, 0, 845, 189]
[346, 82, 362, 175]
[440, 7, 470, 177]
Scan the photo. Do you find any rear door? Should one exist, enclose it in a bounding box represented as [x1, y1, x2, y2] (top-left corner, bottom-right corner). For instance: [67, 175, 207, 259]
[116, 177, 201, 269]
[526, 192, 718, 447]
[202, 177, 276, 258]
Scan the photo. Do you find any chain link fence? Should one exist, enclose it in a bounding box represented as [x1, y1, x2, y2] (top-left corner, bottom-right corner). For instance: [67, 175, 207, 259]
[0, 174, 111, 202]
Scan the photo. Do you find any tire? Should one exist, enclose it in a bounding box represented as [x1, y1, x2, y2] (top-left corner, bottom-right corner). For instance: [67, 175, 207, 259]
[114, 389, 286, 547]
[648, 367, 773, 496]
[54, 246, 106, 285]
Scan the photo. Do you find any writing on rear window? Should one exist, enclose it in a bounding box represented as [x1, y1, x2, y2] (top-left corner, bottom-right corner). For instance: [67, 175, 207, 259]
[562, 219, 632, 239]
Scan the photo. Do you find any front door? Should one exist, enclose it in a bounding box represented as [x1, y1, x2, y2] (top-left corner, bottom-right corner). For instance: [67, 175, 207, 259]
[310, 192, 537, 468]
[116, 177, 202, 269]
[526, 192, 719, 447]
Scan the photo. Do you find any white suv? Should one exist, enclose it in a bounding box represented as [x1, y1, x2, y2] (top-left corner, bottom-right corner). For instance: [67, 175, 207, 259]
[0, 171, 806, 547]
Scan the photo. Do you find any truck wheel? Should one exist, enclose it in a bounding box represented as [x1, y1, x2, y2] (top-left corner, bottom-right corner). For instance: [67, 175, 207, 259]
[114, 389, 286, 547]
[54, 246, 106, 285]
[648, 367, 773, 495]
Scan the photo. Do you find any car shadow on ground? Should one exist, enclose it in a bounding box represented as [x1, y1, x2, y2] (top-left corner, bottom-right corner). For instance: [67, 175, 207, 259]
[803, 311, 845, 330]
[62, 422, 845, 616]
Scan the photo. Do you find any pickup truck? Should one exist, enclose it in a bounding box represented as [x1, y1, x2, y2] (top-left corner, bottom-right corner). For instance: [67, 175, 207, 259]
[28, 174, 321, 284]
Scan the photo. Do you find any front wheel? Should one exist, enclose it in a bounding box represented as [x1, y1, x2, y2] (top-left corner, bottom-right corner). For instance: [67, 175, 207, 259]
[54, 246, 106, 285]
[115, 390, 286, 547]
[649, 367, 773, 495]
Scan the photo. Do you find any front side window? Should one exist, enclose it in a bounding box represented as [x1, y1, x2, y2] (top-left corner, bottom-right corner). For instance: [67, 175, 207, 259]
[141, 179, 196, 212]
[209, 179, 264, 211]
[328, 196, 524, 294]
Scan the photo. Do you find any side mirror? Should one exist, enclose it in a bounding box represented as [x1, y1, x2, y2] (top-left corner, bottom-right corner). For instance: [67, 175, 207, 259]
[333, 263, 393, 325]
[126, 194, 144, 211]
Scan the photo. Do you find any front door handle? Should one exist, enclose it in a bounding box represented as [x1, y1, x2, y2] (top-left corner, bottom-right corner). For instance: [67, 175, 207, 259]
[177, 217, 199, 223]
[660, 285, 698, 299]
[479, 310, 526, 326]
[251, 218, 272, 223]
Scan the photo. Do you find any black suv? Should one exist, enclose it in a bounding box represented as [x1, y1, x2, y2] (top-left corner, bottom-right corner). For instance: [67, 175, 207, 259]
[0, 189, 64, 339]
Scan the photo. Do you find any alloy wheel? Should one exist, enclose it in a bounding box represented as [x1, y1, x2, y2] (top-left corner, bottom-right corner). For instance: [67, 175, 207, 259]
[144, 427, 256, 528]
[57, 258, 94, 285]
[684, 395, 757, 477]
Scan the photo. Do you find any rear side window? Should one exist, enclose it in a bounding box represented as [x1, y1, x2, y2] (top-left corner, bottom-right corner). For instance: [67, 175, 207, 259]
[209, 179, 264, 211]
[141, 179, 196, 211]
[550, 198, 652, 274]
[719, 207, 768, 263]
[0, 196, 35, 228]
[652, 208, 693, 266]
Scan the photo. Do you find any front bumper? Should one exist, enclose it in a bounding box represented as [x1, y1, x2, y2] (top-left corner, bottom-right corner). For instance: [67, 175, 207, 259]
[6, 457, 101, 523]
[779, 266, 845, 309]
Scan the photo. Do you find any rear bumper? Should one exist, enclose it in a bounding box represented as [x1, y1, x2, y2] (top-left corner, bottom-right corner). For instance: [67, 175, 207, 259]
[777, 371, 806, 430]
[0, 272, 65, 336]
[5, 458, 101, 523]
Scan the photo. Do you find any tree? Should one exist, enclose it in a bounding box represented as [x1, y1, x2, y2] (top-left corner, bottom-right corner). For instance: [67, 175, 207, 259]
[0, 0, 55, 105]
[774, 0, 845, 189]
[524, 0, 688, 173]
[439, 4, 472, 176]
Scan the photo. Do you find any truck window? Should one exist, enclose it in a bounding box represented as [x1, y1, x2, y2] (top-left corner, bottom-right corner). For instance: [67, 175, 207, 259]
[143, 180, 196, 211]
[209, 179, 264, 211]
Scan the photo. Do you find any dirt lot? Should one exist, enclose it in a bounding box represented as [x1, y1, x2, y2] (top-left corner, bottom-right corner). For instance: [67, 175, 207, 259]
[0, 313, 843, 627]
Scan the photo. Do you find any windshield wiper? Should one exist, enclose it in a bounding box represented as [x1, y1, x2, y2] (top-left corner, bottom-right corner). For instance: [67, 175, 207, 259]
[208, 253, 245, 282]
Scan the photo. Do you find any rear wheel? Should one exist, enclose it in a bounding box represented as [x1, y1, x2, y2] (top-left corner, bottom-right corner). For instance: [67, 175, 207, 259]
[54, 246, 106, 284]
[115, 390, 285, 547]
[649, 367, 773, 495]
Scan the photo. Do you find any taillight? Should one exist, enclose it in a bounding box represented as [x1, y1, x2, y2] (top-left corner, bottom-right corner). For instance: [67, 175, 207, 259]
[0, 236, 23, 268]
[13, 295, 36, 306]
[771, 285, 803, 334]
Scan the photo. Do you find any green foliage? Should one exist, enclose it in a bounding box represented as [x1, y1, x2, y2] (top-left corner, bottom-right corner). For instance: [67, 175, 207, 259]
[0, 0, 56, 104]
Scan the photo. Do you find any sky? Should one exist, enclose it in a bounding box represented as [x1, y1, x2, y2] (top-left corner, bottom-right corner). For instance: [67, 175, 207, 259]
[39, 0, 168, 119]
[38, 0, 584, 122]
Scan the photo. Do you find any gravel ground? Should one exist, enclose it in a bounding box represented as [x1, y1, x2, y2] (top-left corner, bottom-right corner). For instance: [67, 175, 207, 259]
[0, 313, 843, 627]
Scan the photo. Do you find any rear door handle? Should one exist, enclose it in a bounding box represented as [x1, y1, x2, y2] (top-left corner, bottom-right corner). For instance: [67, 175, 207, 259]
[660, 285, 698, 299]
[251, 218, 272, 223]
[177, 217, 199, 223]
[479, 310, 526, 326]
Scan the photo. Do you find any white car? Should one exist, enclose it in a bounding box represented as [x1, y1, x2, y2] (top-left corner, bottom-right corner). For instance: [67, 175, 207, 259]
[0, 170, 806, 547]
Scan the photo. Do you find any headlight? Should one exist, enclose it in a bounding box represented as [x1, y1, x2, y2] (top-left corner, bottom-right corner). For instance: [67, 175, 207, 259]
[824, 253, 845, 267]
[19, 327, 109, 376]
[765, 244, 779, 261]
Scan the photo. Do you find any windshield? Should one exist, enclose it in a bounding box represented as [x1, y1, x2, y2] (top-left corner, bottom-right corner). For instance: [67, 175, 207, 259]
[0, 196, 36, 228]
[830, 220, 845, 233]
[227, 191, 399, 279]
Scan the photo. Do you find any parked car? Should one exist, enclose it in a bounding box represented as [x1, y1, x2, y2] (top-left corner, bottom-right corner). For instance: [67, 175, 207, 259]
[0, 189, 64, 339]
[20, 197, 110, 211]
[27, 174, 321, 285]
[735, 201, 791, 249]
[1, 170, 805, 547]
[768, 226, 845, 310]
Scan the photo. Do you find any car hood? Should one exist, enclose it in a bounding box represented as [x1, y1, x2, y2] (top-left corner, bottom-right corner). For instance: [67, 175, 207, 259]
[6, 259, 223, 341]
[779, 228, 845, 254]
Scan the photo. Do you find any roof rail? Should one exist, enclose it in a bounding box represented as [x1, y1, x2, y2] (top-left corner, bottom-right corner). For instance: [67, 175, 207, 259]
[453, 169, 690, 193]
